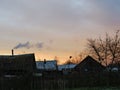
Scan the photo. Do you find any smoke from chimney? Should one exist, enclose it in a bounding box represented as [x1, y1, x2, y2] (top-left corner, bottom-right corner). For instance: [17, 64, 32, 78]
[13, 41, 44, 50]
[14, 41, 31, 49]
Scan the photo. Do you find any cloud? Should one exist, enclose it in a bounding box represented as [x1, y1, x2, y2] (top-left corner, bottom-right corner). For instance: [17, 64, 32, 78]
[87, 0, 120, 27]
[1, 0, 120, 33]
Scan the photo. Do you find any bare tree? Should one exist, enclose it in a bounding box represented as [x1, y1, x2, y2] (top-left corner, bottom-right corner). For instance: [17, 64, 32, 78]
[72, 51, 89, 64]
[87, 30, 120, 66]
[87, 39, 103, 63]
[108, 30, 120, 64]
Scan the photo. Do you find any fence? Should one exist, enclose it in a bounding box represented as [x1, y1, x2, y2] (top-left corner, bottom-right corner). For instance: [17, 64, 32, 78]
[32, 72, 120, 90]
[0, 72, 120, 90]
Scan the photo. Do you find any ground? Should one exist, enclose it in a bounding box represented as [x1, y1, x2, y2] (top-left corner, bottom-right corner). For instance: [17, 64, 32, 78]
[65, 87, 120, 90]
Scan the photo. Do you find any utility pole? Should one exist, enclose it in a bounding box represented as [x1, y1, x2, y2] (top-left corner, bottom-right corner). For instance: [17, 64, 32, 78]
[44, 59, 46, 71]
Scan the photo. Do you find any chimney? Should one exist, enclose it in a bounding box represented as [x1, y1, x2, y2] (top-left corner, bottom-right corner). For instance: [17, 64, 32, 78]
[12, 49, 14, 56]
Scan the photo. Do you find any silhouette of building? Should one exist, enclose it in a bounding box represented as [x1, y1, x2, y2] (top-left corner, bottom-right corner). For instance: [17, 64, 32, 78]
[0, 53, 36, 76]
[36, 60, 57, 71]
[74, 55, 105, 73]
[0, 53, 36, 89]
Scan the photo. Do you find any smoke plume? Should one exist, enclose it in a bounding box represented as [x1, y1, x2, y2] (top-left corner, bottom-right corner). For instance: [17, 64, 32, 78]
[13, 41, 44, 49]
[14, 41, 32, 49]
[35, 42, 44, 48]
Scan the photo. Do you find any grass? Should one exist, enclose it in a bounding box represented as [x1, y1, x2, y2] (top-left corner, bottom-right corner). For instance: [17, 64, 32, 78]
[33, 87, 120, 90]
[65, 87, 120, 90]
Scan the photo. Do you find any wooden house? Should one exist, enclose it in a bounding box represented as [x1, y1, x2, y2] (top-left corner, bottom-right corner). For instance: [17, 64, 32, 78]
[0, 53, 36, 89]
[0, 53, 36, 76]
[74, 56, 105, 73]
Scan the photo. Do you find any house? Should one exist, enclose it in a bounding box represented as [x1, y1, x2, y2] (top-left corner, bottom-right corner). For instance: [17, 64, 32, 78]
[74, 55, 105, 73]
[0, 53, 36, 89]
[58, 64, 76, 75]
[58, 64, 76, 71]
[36, 60, 61, 77]
[36, 60, 57, 71]
[0, 53, 36, 76]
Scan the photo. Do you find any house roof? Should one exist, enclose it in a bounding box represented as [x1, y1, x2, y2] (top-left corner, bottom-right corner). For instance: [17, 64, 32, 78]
[58, 64, 76, 71]
[36, 60, 57, 70]
[0, 53, 36, 73]
[74, 55, 105, 72]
